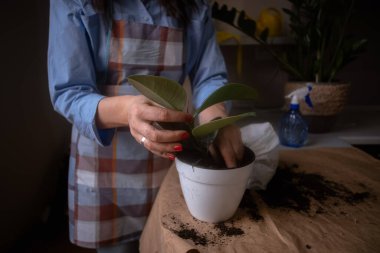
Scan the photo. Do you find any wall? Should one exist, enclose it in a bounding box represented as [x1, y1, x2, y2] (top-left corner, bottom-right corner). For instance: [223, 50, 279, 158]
[337, 0, 380, 105]
[0, 1, 70, 251]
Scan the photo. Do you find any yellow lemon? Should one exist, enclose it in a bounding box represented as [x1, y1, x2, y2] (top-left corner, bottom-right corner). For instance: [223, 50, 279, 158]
[256, 8, 283, 37]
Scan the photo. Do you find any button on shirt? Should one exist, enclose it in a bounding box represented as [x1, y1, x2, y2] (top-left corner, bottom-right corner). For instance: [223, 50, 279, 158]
[48, 0, 228, 145]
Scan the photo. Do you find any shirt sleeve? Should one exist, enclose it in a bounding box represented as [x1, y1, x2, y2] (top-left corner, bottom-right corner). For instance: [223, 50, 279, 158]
[48, 0, 114, 146]
[187, 1, 231, 112]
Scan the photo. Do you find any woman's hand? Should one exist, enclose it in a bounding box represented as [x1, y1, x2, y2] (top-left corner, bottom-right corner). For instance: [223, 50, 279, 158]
[127, 96, 192, 159]
[209, 124, 244, 169]
[96, 95, 192, 160]
[197, 102, 244, 168]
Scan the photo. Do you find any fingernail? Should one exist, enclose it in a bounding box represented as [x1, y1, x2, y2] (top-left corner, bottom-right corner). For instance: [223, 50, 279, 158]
[173, 145, 183, 152]
[167, 153, 175, 161]
[181, 132, 190, 140]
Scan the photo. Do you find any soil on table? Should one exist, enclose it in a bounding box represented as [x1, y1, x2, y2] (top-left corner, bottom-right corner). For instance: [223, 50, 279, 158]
[164, 215, 246, 247]
[164, 163, 374, 247]
[257, 163, 372, 214]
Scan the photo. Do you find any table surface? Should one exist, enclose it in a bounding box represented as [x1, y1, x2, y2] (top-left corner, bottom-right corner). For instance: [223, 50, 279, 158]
[140, 147, 380, 253]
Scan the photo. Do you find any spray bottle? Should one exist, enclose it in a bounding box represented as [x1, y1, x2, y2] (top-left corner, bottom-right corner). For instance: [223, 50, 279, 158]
[279, 83, 313, 147]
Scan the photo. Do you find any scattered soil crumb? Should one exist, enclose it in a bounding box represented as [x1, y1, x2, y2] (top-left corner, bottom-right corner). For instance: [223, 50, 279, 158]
[215, 222, 244, 236]
[174, 227, 208, 246]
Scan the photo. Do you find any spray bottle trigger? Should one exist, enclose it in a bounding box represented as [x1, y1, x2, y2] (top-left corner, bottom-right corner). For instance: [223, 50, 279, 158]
[305, 94, 313, 108]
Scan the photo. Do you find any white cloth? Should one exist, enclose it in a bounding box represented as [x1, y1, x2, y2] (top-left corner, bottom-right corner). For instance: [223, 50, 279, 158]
[241, 122, 280, 190]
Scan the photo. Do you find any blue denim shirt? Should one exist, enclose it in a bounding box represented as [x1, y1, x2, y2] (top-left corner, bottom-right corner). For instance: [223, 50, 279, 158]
[48, 0, 228, 145]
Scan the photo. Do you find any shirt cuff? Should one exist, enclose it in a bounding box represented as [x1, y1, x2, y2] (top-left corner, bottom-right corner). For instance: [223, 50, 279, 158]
[81, 94, 115, 146]
[91, 123, 115, 147]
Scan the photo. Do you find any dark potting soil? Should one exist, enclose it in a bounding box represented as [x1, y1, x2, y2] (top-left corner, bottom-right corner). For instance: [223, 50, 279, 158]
[177, 146, 255, 170]
[214, 222, 244, 236]
[174, 226, 209, 246]
[239, 191, 264, 221]
[166, 215, 246, 247]
[257, 163, 372, 214]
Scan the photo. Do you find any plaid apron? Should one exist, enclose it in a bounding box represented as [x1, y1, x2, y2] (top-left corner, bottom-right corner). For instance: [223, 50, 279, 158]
[68, 18, 185, 248]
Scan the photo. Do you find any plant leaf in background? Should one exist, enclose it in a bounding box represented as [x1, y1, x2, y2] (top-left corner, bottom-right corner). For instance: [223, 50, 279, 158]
[127, 75, 187, 111]
[194, 83, 258, 116]
[192, 112, 256, 138]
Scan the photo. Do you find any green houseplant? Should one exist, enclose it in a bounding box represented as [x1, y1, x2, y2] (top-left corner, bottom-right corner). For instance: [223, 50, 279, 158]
[127, 74, 259, 222]
[212, 0, 368, 132]
[127, 74, 258, 168]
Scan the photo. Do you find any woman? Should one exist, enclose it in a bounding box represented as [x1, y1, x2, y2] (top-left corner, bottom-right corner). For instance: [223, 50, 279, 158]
[48, 0, 244, 252]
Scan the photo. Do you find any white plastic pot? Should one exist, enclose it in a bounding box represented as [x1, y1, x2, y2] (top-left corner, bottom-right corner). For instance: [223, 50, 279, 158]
[175, 152, 255, 223]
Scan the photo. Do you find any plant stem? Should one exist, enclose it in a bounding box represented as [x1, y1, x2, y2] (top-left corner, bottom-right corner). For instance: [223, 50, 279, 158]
[254, 37, 304, 80]
[316, 50, 320, 83]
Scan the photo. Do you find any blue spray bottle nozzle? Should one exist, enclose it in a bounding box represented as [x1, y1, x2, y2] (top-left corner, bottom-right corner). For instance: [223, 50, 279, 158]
[285, 82, 313, 109]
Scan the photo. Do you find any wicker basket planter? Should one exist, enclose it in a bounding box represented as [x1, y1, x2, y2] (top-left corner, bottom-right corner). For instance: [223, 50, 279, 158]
[284, 82, 350, 133]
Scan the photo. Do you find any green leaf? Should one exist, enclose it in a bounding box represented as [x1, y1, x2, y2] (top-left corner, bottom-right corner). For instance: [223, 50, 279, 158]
[194, 83, 258, 116]
[127, 75, 187, 111]
[351, 39, 368, 53]
[192, 112, 256, 138]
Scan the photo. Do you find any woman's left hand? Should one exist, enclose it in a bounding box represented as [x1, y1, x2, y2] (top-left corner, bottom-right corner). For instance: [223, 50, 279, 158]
[197, 103, 244, 168]
[209, 124, 244, 169]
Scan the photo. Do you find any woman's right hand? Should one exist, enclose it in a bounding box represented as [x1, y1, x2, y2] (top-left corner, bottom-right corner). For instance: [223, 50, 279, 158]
[96, 95, 193, 160]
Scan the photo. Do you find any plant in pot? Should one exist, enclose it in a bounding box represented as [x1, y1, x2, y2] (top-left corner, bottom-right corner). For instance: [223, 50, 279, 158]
[127, 75, 258, 223]
[212, 0, 368, 132]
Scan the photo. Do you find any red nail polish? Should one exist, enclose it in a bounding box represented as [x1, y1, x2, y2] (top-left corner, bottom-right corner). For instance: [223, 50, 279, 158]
[167, 153, 175, 161]
[173, 145, 183, 152]
[181, 132, 190, 140]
